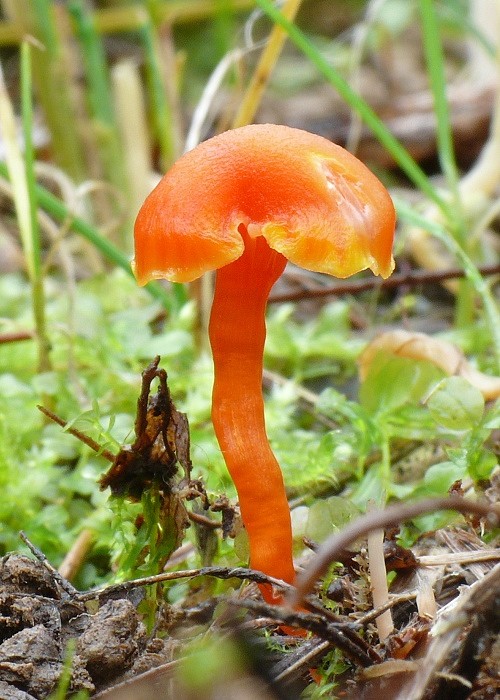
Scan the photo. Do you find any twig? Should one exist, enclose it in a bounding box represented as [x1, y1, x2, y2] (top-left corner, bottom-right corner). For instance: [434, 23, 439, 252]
[75, 565, 293, 604]
[228, 598, 380, 666]
[91, 658, 182, 700]
[19, 531, 78, 597]
[395, 563, 500, 700]
[58, 529, 94, 582]
[36, 404, 116, 462]
[356, 592, 418, 627]
[272, 638, 331, 683]
[269, 263, 500, 303]
[288, 497, 500, 609]
[0, 331, 33, 343]
[417, 549, 500, 567]
[187, 510, 220, 529]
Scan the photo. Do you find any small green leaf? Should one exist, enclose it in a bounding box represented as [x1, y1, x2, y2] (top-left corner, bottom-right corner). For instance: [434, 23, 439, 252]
[423, 461, 466, 493]
[359, 354, 443, 416]
[426, 377, 485, 431]
[305, 497, 359, 544]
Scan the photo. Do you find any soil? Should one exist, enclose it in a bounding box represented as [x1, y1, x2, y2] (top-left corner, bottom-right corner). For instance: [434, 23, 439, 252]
[0, 554, 174, 699]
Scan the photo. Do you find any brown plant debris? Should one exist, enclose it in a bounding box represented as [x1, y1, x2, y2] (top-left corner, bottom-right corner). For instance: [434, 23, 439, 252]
[1, 511, 499, 699]
[99, 355, 192, 498]
[39, 357, 218, 573]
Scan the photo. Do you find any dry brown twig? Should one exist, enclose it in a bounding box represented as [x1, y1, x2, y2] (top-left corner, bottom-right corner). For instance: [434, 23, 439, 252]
[58, 529, 94, 582]
[19, 531, 78, 598]
[0, 331, 33, 343]
[288, 496, 500, 610]
[227, 597, 380, 666]
[75, 564, 293, 604]
[269, 262, 500, 303]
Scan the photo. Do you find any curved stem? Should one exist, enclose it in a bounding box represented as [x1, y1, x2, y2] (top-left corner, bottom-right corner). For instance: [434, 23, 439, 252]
[208, 228, 293, 602]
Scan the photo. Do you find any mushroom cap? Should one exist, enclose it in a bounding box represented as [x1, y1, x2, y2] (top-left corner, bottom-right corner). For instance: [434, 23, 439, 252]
[133, 124, 395, 284]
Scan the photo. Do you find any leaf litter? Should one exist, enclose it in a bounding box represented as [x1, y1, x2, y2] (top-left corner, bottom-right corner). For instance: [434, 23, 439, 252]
[0, 357, 498, 699]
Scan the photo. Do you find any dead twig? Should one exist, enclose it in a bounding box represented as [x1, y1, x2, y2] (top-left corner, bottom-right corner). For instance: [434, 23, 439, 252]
[228, 598, 380, 667]
[395, 563, 500, 700]
[186, 510, 220, 529]
[270, 263, 500, 303]
[356, 592, 418, 627]
[417, 548, 500, 567]
[91, 659, 182, 700]
[0, 331, 33, 343]
[288, 497, 500, 609]
[37, 404, 116, 461]
[75, 564, 294, 604]
[58, 529, 94, 582]
[272, 638, 331, 684]
[19, 531, 78, 598]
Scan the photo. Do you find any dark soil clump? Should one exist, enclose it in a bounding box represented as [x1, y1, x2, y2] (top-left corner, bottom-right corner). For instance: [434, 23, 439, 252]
[0, 554, 170, 699]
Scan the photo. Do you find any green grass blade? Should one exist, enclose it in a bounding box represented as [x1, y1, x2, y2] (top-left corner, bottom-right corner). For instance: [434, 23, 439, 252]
[138, 14, 177, 170]
[419, 0, 461, 224]
[0, 61, 34, 278]
[254, 0, 450, 217]
[21, 42, 50, 371]
[395, 197, 500, 371]
[20, 42, 42, 278]
[69, 0, 114, 124]
[0, 159, 185, 310]
[27, 0, 86, 180]
[0, 43, 51, 371]
[69, 1, 126, 189]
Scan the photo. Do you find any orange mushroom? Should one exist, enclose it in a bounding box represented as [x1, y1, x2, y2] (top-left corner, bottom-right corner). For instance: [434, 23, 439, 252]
[133, 124, 395, 605]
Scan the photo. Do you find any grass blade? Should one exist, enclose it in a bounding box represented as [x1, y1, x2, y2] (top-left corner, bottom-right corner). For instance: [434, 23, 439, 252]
[254, 0, 450, 217]
[419, 0, 462, 230]
[396, 197, 500, 371]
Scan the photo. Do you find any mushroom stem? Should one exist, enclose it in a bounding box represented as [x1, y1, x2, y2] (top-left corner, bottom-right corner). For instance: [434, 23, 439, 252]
[208, 225, 292, 603]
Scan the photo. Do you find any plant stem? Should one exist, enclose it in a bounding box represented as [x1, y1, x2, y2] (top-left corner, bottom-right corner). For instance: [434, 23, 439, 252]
[111, 59, 153, 218]
[419, 0, 462, 224]
[396, 198, 500, 372]
[367, 508, 394, 641]
[138, 13, 177, 170]
[0, 42, 51, 373]
[419, 0, 476, 330]
[232, 0, 303, 128]
[5, 0, 86, 181]
[21, 42, 51, 373]
[69, 1, 127, 195]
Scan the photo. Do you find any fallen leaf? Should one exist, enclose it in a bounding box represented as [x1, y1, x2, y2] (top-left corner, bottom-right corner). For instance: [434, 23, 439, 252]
[359, 330, 500, 400]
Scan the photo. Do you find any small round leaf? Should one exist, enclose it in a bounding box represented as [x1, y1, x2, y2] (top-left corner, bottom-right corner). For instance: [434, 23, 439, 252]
[427, 376, 484, 431]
